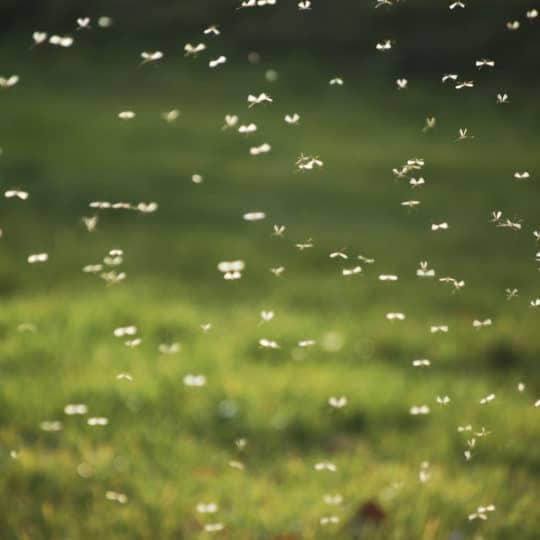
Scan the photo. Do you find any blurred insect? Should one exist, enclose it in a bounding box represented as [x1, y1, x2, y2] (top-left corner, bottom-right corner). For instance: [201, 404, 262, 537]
[422, 117, 436, 132]
[497, 93, 509, 104]
[298, 339, 316, 347]
[497, 218, 522, 231]
[28, 253, 48, 264]
[439, 276, 465, 291]
[396, 78, 408, 90]
[410, 405, 430, 415]
[328, 396, 347, 408]
[329, 77, 343, 85]
[514, 171, 531, 180]
[273, 224, 286, 236]
[197, 502, 218, 513]
[455, 80, 474, 90]
[476, 59, 495, 69]
[285, 113, 300, 124]
[342, 266, 362, 276]
[5, 190, 28, 200]
[243, 211, 266, 222]
[416, 261, 435, 277]
[223, 114, 239, 129]
[76, 17, 91, 30]
[114, 326, 137, 337]
[386, 312, 405, 320]
[320, 516, 339, 525]
[82, 215, 98, 232]
[430, 325, 448, 333]
[469, 505, 495, 521]
[218, 260, 245, 280]
[296, 238, 314, 250]
[379, 274, 398, 281]
[249, 143, 271, 155]
[88, 417, 108, 426]
[298, 1, 312, 9]
[506, 288, 519, 300]
[41, 421, 63, 431]
[376, 40, 393, 51]
[247, 93, 272, 107]
[259, 338, 279, 349]
[436, 395, 451, 405]
[480, 393, 495, 404]
[412, 359, 431, 367]
[315, 462, 337, 472]
[295, 154, 324, 171]
[204, 25, 220, 36]
[270, 266, 285, 276]
[358, 255, 375, 264]
[183, 374, 206, 387]
[184, 43, 206, 56]
[209, 56, 227, 68]
[457, 128, 473, 140]
[162, 109, 180, 122]
[64, 404, 88, 415]
[0, 75, 19, 89]
[260, 310, 274, 322]
[116, 373, 133, 381]
[239, 0, 277, 6]
[527, 9, 538, 19]
[136, 202, 158, 213]
[507, 21, 520, 31]
[158, 343, 180, 354]
[49, 35, 74, 47]
[330, 250, 348, 260]
[473, 318, 492, 329]
[32, 31, 48, 46]
[449, 1, 465, 9]
[432, 222, 448, 231]
[106, 491, 128, 504]
[204, 523, 225, 532]
[323, 494, 343, 505]
[442, 73, 458, 83]
[118, 111, 135, 120]
[401, 200, 421, 208]
[238, 123, 257, 134]
[530, 298, 540, 308]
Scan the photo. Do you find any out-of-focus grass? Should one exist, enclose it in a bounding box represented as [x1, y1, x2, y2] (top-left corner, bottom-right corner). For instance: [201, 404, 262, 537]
[0, 45, 539, 539]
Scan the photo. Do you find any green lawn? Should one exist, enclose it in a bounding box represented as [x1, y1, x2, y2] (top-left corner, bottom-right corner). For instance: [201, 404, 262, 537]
[0, 47, 539, 539]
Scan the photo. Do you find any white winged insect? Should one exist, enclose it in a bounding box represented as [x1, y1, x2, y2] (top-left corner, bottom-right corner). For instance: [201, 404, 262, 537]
[473, 318, 492, 329]
[184, 43, 206, 57]
[28, 253, 48, 264]
[209, 56, 227, 68]
[475, 58, 495, 69]
[5, 189, 29, 200]
[416, 261, 435, 277]
[204, 25, 220, 36]
[328, 396, 347, 408]
[140, 51, 163, 64]
[285, 113, 300, 125]
[249, 143, 271, 156]
[247, 92, 272, 107]
[0, 75, 19, 89]
[376, 40, 393, 51]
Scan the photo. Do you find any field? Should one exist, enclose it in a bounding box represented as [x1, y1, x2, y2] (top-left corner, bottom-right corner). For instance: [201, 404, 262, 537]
[1, 45, 540, 539]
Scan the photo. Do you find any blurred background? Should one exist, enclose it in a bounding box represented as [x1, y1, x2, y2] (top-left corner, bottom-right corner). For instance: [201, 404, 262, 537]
[0, 1, 539, 539]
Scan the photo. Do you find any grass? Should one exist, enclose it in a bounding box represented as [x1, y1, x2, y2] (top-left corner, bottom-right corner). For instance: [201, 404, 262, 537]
[0, 43, 539, 539]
